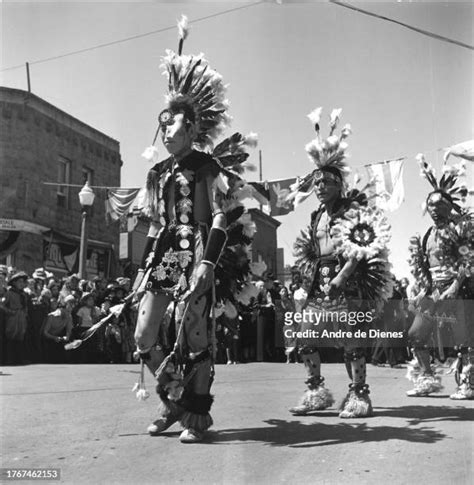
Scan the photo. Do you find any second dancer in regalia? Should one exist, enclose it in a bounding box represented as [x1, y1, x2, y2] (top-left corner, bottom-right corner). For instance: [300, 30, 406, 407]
[287, 108, 393, 418]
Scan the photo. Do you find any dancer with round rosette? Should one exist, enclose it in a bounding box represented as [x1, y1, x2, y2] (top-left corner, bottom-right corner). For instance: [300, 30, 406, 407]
[288, 108, 393, 418]
[406, 154, 473, 399]
[132, 16, 259, 443]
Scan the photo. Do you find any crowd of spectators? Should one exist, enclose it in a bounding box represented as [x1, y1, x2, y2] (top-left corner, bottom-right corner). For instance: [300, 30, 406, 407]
[219, 271, 437, 367]
[0, 265, 136, 366]
[1, 264, 458, 367]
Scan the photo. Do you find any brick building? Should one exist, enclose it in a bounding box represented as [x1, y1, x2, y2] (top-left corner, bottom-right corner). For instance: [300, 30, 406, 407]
[247, 208, 282, 278]
[0, 87, 122, 278]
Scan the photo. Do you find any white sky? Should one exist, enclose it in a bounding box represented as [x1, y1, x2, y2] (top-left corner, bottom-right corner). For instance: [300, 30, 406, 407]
[2, 1, 473, 278]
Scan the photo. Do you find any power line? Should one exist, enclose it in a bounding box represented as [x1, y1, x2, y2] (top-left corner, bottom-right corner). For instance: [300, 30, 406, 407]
[329, 0, 474, 51]
[1, 1, 264, 73]
[43, 182, 139, 191]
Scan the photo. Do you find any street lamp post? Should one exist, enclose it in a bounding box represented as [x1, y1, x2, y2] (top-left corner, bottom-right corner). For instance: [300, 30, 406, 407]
[78, 182, 95, 280]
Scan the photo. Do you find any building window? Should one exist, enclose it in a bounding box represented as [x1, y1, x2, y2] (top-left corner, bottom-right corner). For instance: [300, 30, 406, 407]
[57, 157, 70, 208]
[82, 167, 94, 185]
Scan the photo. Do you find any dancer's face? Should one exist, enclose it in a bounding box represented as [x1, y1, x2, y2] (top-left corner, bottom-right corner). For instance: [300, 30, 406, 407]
[427, 193, 452, 225]
[314, 175, 341, 205]
[161, 113, 195, 157]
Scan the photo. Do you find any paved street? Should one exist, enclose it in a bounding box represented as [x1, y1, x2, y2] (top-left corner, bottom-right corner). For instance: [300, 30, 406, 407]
[1, 362, 473, 485]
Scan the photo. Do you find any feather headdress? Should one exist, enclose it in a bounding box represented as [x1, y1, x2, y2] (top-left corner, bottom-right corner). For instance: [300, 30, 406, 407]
[285, 107, 352, 206]
[416, 153, 468, 213]
[158, 15, 231, 150]
[305, 107, 351, 179]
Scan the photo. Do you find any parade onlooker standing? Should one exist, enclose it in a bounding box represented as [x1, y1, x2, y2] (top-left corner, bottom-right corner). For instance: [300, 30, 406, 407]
[26, 268, 50, 362]
[91, 276, 108, 306]
[47, 279, 61, 313]
[239, 301, 256, 363]
[223, 315, 240, 365]
[255, 280, 274, 361]
[0, 272, 29, 365]
[111, 280, 135, 363]
[280, 286, 298, 364]
[59, 274, 81, 306]
[371, 278, 405, 367]
[0, 265, 10, 365]
[42, 295, 75, 363]
[74, 292, 101, 363]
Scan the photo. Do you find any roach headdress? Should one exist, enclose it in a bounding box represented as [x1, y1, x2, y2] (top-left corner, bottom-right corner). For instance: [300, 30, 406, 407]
[416, 153, 468, 213]
[156, 15, 231, 151]
[287, 108, 352, 203]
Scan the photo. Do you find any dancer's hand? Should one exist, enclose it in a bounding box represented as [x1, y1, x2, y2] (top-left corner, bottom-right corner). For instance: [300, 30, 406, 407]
[327, 276, 345, 299]
[132, 269, 145, 293]
[192, 262, 214, 296]
[439, 281, 458, 300]
[327, 258, 356, 300]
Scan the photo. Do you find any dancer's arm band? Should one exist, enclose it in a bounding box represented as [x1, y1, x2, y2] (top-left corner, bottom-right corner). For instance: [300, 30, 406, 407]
[140, 236, 156, 269]
[202, 227, 227, 266]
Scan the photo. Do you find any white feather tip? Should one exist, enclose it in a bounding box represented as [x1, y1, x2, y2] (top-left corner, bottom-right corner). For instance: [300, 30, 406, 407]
[307, 107, 323, 127]
[243, 132, 258, 148]
[177, 15, 189, 40]
[415, 153, 425, 164]
[329, 108, 342, 124]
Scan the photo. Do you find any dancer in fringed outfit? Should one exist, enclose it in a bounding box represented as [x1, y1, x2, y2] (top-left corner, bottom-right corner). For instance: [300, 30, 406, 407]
[406, 154, 473, 399]
[131, 16, 260, 443]
[287, 108, 393, 418]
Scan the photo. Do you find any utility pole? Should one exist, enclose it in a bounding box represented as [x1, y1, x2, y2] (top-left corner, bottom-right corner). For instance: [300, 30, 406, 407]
[26, 63, 31, 93]
[259, 149, 263, 211]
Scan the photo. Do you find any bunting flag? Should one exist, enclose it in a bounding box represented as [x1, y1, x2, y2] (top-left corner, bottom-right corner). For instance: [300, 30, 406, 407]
[248, 181, 270, 203]
[366, 158, 405, 211]
[267, 177, 297, 216]
[105, 187, 144, 225]
[444, 140, 474, 162]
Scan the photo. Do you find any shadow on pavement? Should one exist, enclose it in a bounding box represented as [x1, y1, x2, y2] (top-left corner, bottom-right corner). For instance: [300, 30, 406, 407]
[374, 405, 474, 424]
[209, 419, 446, 448]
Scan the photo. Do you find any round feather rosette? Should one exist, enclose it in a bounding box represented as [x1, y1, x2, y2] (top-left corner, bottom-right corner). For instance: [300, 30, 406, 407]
[330, 205, 391, 261]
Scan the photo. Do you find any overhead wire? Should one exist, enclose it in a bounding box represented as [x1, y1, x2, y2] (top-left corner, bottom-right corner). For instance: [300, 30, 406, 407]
[329, 0, 474, 51]
[1, 1, 265, 72]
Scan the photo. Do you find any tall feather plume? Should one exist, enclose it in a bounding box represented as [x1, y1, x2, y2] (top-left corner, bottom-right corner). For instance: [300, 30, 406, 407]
[416, 153, 438, 190]
[177, 15, 189, 55]
[329, 108, 342, 135]
[305, 107, 351, 175]
[307, 107, 323, 132]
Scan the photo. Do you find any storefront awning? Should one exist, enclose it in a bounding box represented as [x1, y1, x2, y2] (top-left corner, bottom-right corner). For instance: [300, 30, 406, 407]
[0, 218, 49, 234]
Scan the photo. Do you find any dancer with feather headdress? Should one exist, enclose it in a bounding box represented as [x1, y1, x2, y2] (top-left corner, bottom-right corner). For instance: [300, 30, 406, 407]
[132, 16, 259, 443]
[405, 154, 473, 399]
[287, 108, 393, 418]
